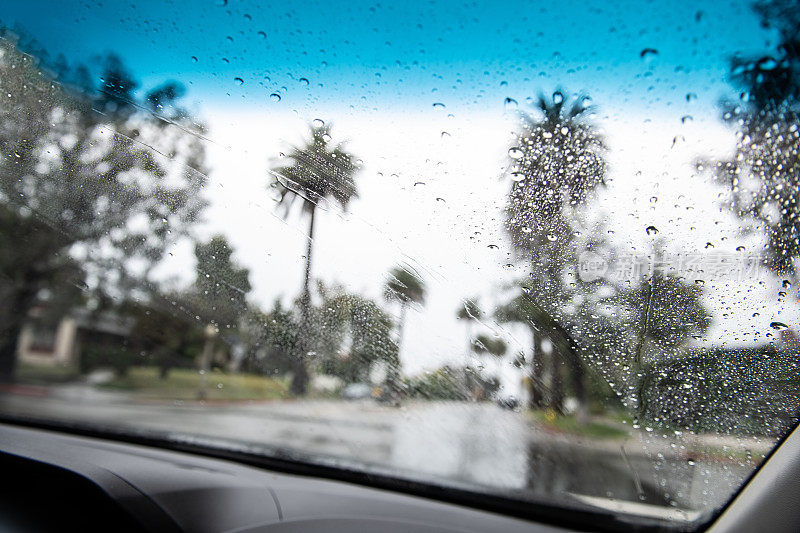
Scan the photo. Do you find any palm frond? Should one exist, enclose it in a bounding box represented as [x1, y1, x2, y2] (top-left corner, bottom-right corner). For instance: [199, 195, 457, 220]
[270, 123, 360, 215]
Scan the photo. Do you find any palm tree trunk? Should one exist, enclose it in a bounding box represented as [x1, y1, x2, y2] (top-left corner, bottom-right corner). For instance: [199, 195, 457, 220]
[549, 344, 564, 413]
[383, 302, 407, 397]
[290, 206, 316, 396]
[563, 340, 588, 423]
[528, 329, 545, 409]
[465, 322, 472, 365]
[464, 322, 472, 396]
[397, 302, 407, 352]
[0, 329, 22, 383]
[0, 285, 37, 383]
[301, 206, 316, 307]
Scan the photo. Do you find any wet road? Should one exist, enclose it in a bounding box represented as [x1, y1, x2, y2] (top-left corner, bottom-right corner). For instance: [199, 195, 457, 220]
[0, 385, 758, 521]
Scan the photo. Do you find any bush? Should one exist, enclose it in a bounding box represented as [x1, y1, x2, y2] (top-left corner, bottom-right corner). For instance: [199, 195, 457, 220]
[79, 345, 138, 376]
[403, 365, 498, 400]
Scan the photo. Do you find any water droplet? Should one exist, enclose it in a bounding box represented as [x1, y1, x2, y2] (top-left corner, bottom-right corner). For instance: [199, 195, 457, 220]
[640, 48, 659, 59]
[508, 147, 524, 160]
[686, 92, 697, 102]
[695, 279, 705, 286]
[257, 30, 267, 39]
[234, 77, 244, 85]
[770, 321, 789, 330]
[432, 102, 446, 109]
[504, 97, 518, 110]
[487, 244, 499, 249]
[650, 196, 658, 204]
[414, 181, 425, 186]
[312, 118, 325, 128]
[687, 458, 696, 466]
[681, 115, 693, 124]
[270, 93, 281, 102]
[298, 77, 309, 86]
[441, 131, 451, 138]
[645, 225, 659, 236]
[436, 197, 446, 203]
[736, 246, 746, 252]
[782, 280, 792, 289]
[547, 234, 558, 242]
[510, 172, 525, 182]
[191, 56, 198, 62]
[705, 242, 714, 249]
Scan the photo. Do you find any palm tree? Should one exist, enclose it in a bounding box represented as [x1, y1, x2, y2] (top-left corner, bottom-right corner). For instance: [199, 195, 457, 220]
[472, 334, 507, 358]
[495, 290, 552, 408]
[699, 2, 800, 278]
[502, 89, 607, 413]
[456, 298, 482, 363]
[506, 90, 606, 258]
[384, 265, 426, 369]
[271, 123, 360, 395]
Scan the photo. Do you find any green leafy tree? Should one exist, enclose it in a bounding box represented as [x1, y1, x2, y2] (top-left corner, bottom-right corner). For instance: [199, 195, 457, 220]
[0, 40, 207, 380]
[189, 235, 252, 330]
[125, 296, 205, 379]
[313, 285, 398, 385]
[238, 301, 301, 377]
[270, 123, 360, 395]
[404, 365, 499, 401]
[623, 268, 712, 419]
[456, 298, 482, 359]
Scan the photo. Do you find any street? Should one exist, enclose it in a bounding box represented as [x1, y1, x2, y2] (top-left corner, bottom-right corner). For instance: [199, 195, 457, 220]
[0, 385, 763, 521]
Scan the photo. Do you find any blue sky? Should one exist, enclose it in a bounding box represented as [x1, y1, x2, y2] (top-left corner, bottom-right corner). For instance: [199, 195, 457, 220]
[3, 0, 771, 116]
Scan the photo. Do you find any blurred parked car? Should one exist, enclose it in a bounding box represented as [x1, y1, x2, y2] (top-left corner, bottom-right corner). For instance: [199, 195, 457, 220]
[496, 396, 520, 410]
[341, 383, 373, 400]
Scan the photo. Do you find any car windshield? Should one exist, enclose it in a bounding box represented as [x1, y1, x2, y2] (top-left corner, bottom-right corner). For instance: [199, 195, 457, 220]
[1, 0, 799, 529]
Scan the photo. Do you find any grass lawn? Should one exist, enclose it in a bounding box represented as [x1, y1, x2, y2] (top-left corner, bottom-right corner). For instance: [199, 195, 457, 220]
[101, 366, 290, 402]
[16, 362, 80, 384]
[529, 410, 631, 440]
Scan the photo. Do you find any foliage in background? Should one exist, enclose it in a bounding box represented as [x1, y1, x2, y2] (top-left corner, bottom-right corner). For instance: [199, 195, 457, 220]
[313, 283, 398, 385]
[702, 0, 800, 276]
[403, 365, 500, 401]
[0, 36, 208, 380]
